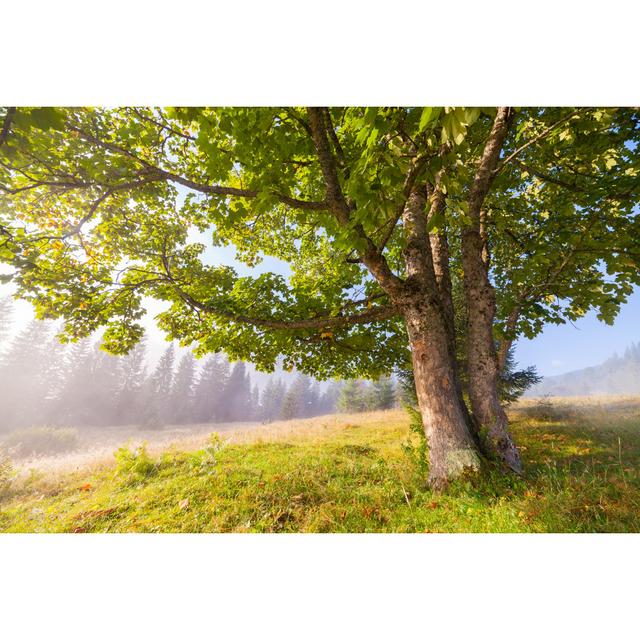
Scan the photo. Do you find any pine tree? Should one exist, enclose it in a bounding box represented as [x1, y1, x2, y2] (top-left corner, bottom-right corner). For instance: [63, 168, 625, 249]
[193, 354, 230, 423]
[371, 376, 396, 410]
[261, 378, 286, 422]
[142, 344, 175, 428]
[280, 373, 311, 419]
[250, 385, 261, 420]
[305, 380, 321, 417]
[317, 380, 342, 415]
[337, 379, 367, 413]
[280, 382, 298, 420]
[115, 337, 147, 425]
[499, 346, 541, 404]
[170, 352, 196, 423]
[219, 361, 252, 422]
[89, 344, 123, 426]
[0, 296, 12, 348]
[55, 338, 95, 426]
[38, 330, 69, 421]
[0, 320, 58, 428]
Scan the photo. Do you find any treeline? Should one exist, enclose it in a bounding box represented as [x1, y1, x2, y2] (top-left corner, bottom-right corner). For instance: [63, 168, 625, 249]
[0, 303, 399, 431]
[529, 341, 640, 397]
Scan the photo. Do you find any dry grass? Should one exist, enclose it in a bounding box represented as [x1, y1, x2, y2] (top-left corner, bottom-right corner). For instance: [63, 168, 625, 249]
[8, 411, 405, 480]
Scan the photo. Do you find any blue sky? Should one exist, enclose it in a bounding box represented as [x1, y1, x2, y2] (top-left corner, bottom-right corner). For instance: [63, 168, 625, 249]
[514, 286, 639, 377]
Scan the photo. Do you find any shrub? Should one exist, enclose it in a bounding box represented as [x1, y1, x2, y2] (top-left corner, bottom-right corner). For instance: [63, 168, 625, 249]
[520, 398, 574, 422]
[114, 443, 157, 479]
[0, 448, 14, 499]
[1, 426, 79, 458]
[401, 404, 429, 484]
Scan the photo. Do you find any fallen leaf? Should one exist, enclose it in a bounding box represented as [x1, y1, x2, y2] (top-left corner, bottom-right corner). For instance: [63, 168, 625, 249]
[80, 483, 92, 492]
[179, 498, 189, 510]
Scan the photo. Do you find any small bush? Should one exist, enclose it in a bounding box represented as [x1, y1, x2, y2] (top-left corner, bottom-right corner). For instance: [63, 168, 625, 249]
[401, 405, 429, 483]
[0, 448, 14, 498]
[520, 398, 574, 423]
[114, 443, 157, 479]
[1, 426, 79, 458]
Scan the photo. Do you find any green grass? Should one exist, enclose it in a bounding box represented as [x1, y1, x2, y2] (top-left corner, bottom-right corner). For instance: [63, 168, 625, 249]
[1, 400, 639, 533]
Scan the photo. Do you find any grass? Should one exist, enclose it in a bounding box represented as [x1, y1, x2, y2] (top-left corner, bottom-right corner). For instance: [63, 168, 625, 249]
[1, 398, 639, 533]
[1, 426, 79, 459]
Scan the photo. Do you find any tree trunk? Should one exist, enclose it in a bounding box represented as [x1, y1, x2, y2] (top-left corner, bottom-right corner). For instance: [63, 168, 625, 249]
[428, 223, 480, 442]
[402, 186, 481, 488]
[461, 107, 522, 473]
[461, 249, 522, 472]
[404, 300, 482, 488]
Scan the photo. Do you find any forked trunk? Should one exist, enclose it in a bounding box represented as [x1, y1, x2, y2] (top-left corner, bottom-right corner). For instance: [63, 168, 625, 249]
[401, 186, 482, 487]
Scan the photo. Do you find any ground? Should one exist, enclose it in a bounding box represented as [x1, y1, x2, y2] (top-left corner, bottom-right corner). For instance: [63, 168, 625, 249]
[1, 397, 639, 533]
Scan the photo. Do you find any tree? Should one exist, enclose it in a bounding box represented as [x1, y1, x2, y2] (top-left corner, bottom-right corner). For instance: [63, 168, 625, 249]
[142, 344, 175, 427]
[370, 376, 396, 410]
[0, 295, 12, 347]
[317, 380, 342, 415]
[337, 380, 367, 413]
[89, 342, 123, 426]
[0, 319, 60, 428]
[115, 337, 148, 424]
[499, 346, 541, 405]
[280, 382, 299, 420]
[169, 351, 197, 423]
[192, 354, 229, 423]
[280, 373, 317, 419]
[1, 106, 638, 486]
[221, 361, 252, 422]
[260, 377, 287, 422]
[55, 337, 95, 426]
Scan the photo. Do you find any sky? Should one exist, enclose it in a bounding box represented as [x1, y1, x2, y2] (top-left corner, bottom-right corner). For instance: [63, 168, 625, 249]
[514, 287, 639, 376]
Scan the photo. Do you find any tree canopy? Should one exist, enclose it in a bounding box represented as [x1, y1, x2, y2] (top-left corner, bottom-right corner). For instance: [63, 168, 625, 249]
[1, 107, 636, 380]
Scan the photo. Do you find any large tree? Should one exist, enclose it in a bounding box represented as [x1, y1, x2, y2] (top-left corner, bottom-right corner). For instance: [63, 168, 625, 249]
[0, 106, 638, 486]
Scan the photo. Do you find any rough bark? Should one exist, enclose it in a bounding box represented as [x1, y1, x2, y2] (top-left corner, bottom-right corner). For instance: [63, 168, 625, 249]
[462, 108, 522, 473]
[405, 302, 482, 488]
[402, 187, 482, 487]
[427, 187, 479, 442]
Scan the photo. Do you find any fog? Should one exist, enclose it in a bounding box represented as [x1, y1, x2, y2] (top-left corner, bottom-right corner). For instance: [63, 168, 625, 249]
[0, 297, 398, 463]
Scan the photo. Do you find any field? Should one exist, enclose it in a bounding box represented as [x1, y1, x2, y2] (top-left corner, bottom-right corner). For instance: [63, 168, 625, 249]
[1, 396, 639, 533]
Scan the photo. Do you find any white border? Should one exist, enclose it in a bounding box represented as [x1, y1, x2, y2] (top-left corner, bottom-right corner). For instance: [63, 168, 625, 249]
[1, 0, 638, 105]
[1, 534, 638, 639]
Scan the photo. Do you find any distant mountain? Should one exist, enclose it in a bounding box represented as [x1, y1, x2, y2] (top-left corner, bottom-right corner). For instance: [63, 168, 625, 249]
[527, 342, 640, 396]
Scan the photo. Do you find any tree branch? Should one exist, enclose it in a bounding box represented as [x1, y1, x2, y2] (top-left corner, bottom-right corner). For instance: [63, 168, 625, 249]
[159, 250, 399, 330]
[493, 109, 581, 176]
[69, 125, 327, 211]
[0, 107, 16, 147]
[307, 108, 406, 296]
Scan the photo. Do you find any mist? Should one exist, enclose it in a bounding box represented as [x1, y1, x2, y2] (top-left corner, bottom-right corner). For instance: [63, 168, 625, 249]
[0, 297, 397, 461]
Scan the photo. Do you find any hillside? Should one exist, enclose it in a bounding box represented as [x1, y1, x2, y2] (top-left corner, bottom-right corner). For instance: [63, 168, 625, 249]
[528, 343, 640, 397]
[2, 399, 639, 533]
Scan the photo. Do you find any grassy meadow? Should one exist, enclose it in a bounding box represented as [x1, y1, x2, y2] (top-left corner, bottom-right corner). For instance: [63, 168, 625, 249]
[1, 396, 639, 533]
